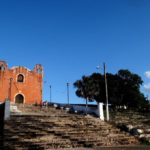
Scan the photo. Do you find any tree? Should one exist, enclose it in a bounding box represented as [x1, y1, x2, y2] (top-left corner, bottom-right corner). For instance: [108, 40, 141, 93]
[74, 73, 104, 102]
[74, 69, 148, 109]
[74, 76, 93, 101]
[74, 75, 95, 114]
[116, 69, 145, 108]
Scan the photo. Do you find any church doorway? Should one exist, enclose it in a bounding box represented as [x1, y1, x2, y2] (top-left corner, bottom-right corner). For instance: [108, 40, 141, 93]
[15, 94, 24, 104]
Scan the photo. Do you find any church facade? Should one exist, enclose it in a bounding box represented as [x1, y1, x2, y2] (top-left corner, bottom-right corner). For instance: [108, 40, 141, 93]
[0, 60, 43, 104]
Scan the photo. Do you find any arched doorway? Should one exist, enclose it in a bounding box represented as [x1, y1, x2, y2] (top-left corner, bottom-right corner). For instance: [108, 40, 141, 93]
[15, 94, 24, 104]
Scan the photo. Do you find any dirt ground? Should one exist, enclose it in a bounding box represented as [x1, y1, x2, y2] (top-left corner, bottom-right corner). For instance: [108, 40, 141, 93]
[54, 146, 150, 150]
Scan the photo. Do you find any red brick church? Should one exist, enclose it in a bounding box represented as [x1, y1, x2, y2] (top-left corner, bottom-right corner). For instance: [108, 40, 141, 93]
[0, 60, 43, 104]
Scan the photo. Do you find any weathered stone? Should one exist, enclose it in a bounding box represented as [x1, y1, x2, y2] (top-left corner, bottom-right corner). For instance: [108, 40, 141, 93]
[0, 105, 140, 149]
[137, 129, 144, 134]
[126, 124, 134, 132]
[145, 129, 150, 133]
[130, 128, 143, 136]
[139, 134, 150, 138]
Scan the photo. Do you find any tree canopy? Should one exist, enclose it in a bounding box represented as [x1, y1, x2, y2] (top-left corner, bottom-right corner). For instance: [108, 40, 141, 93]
[74, 69, 149, 109]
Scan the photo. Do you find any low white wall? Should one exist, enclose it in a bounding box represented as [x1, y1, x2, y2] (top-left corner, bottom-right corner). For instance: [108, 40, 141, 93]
[72, 105, 98, 115]
[4, 100, 10, 120]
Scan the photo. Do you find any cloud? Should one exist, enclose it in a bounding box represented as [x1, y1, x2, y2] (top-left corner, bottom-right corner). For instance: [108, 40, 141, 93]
[144, 83, 150, 91]
[144, 71, 150, 79]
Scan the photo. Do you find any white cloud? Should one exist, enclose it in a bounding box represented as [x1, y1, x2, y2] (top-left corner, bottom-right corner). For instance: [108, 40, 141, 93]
[145, 71, 150, 79]
[144, 83, 150, 91]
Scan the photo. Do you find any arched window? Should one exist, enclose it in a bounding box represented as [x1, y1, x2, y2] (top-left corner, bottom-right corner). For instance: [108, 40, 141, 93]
[17, 74, 24, 82]
[15, 94, 24, 104]
[0, 65, 5, 71]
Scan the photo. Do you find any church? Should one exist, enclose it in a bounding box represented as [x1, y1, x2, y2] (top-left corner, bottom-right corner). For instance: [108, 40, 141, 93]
[0, 60, 43, 104]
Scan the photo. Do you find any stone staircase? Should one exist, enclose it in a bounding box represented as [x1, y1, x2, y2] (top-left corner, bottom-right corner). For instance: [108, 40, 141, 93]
[0, 105, 139, 149]
[110, 110, 150, 144]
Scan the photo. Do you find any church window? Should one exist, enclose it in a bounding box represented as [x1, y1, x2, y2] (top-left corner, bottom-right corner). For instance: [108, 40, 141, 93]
[0, 65, 5, 71]
[17, 74, 24, 82]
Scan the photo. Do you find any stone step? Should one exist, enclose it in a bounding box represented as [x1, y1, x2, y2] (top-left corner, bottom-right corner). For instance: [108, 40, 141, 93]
[1, 105, 140, 149]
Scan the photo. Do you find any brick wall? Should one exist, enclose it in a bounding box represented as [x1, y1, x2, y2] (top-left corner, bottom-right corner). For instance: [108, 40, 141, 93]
[0, 61, 43, 104]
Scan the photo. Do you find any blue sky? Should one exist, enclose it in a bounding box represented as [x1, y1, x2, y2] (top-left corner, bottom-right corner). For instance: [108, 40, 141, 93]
[1, 0, 150, 104]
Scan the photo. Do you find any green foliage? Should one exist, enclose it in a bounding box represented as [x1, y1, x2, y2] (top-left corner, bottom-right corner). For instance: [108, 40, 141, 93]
[74, 69, 148, 109]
